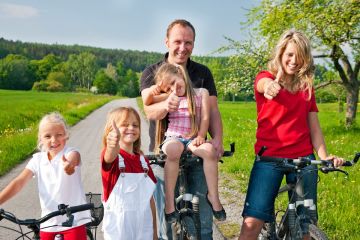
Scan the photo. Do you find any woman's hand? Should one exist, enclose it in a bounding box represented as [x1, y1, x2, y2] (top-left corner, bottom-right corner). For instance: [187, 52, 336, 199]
[325, 155, 344, 168]
[264, 70, 282, 100]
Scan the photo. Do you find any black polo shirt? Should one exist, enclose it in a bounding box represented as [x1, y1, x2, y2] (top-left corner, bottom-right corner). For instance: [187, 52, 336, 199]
[140, 53, 217, 151]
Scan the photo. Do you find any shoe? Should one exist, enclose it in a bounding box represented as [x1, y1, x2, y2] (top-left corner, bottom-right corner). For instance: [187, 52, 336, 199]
[206, 192, 226, 221]
[165, 210, 179, 223]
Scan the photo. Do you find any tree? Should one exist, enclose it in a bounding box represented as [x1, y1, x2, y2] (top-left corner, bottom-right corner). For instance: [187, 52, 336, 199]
[30, 54, 61, 81]
[93, 69, 117, 95]
[247, 0, 360, 126]
[66, 52, 97, 90]
[0, 54, 34, 90]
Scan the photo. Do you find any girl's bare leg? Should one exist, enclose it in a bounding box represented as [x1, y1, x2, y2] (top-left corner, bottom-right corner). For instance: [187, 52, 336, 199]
[162, 139, 184, 214]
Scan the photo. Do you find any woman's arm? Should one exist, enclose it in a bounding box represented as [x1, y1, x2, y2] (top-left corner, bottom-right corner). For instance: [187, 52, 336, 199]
[0, 169, 33, 205]
[308, 112, 327, 159]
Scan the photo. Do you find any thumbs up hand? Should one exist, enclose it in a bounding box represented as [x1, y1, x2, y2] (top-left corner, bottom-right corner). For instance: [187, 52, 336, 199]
[106, 120, 120, 152]
[165, 83, 180, 113]
[264, 69, 282, 100]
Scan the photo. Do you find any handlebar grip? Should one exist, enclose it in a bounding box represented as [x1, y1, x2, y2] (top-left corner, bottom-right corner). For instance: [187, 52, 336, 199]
[68, 203, 94, 213]
[341, 161, 353, 167]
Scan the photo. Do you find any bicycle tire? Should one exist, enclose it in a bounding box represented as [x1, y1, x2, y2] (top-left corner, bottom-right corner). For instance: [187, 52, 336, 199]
[258, 222, 277, 240]
[86, 228, 94, 240]
[172, 215, 199, 240]
[309, 224, 328, 240]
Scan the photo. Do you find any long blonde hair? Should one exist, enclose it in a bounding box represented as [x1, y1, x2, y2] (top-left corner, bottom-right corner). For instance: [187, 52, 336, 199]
[37, 112, 69, 151]
[268, 29, 314, 97]
[102, 107, 142, 154]
[154, 63, 198, 152]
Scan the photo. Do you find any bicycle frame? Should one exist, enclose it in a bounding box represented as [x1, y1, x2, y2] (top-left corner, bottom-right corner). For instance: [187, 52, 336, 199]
[258, 151, 360, 240]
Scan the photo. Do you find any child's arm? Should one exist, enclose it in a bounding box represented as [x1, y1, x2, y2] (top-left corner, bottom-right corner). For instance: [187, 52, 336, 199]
[0, 169, 33, 205]
[62, 151, 81, 175]
[150, 196, 158, 240]
[142, 84, 169, 106]
[104, 120, 121, 164]
[193, 89, 210, 146]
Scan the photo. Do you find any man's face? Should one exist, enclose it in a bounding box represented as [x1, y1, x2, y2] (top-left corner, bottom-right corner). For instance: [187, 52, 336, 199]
[165, 24, 194, 66]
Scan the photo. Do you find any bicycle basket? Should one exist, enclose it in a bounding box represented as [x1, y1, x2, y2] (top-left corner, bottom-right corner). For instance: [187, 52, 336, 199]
[85, 192, 104, 227]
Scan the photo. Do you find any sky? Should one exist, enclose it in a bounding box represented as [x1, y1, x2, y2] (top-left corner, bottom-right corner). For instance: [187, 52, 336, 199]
[0, 0, 261, 56]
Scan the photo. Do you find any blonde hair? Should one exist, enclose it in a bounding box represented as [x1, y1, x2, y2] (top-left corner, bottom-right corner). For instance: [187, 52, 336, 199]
[268, 29, 314, 97]
[37, 112, 69, 151]
[102, 107, 142, 154]
[153, 63, 198, 152]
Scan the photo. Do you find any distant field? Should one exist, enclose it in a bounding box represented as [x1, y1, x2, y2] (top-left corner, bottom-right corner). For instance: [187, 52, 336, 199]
[0, 90, 117, 176]
[219, 101, 360, 240]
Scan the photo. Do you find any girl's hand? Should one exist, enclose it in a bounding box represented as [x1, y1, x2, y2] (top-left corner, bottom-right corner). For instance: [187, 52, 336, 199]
[150, 83, 162, 96]
[107, 120, 120, 150]
[326, 155, 344, 168]
[192, 136, 205, 146]
[264, 70, 282, 100]
[62, 155, 76, 175]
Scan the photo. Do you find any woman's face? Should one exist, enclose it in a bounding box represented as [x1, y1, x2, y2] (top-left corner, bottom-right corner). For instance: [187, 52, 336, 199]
[161, 73, 186, 96]
[281, 42, 303, 77]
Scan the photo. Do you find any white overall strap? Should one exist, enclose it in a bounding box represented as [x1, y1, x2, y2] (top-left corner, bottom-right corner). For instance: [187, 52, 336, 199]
[118, 154, 125, 177]
[140, 155, 149, 177]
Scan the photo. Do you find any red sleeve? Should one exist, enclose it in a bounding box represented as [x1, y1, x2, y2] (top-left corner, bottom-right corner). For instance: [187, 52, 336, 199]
[254, 70, 275, 91]
[100, 149, 120, 202]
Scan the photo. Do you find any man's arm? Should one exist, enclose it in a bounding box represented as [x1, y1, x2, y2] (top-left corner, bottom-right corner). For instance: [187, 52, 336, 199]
[208, 95, 224, 158]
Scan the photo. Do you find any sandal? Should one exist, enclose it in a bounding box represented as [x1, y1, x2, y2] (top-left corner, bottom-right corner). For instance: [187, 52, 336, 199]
[165, 210, 179, 223]
[206, 192, 226, 221]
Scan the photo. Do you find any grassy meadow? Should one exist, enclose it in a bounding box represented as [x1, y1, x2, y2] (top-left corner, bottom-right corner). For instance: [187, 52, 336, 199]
[0, 90, 117, 176]
[219, 101, 360, 240]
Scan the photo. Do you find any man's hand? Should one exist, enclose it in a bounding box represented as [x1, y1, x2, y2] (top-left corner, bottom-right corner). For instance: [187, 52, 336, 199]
[208, 138, 224, 160]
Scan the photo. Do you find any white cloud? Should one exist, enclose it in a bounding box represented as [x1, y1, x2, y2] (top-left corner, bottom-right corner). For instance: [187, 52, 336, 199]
[0, 3, 39, 18]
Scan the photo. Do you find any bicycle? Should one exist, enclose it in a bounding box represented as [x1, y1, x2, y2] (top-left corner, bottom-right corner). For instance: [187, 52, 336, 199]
[0, 202, 94, 240]
[146, 142, 235, 240]
[256, 147, 360, 240]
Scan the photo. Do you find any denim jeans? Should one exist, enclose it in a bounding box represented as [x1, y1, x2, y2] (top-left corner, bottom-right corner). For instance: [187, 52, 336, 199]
[152, 162, 213, 240]
[242, 154, 318, 223]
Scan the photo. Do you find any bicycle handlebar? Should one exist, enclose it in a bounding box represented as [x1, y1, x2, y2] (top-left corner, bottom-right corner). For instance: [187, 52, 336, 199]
[0, 203, 94, 227]
[146, 142, 235, 166]
[256, 151, 360, 175]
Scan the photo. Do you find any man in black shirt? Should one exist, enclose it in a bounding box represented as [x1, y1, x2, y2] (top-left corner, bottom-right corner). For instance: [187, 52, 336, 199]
[140, 19, 224, 240]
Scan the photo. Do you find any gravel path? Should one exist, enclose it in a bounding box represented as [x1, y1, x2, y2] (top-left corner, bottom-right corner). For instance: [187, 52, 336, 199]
[0, 98, 242, 239]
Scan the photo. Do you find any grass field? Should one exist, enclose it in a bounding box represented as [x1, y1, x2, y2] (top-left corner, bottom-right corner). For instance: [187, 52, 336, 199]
[0, 90, 117, 176]
[219, 101, 360, 240]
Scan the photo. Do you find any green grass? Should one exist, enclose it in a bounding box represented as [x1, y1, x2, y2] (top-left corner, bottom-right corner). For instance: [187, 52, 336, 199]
[0, 89, 118, 176]
[219, 101, 360, 240]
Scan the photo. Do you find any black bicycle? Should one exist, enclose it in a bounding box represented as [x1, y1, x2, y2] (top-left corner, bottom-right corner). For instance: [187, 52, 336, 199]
[256, 148, 359, 240]
[0, 192, 104, 240]
[146, 142, 235, 240]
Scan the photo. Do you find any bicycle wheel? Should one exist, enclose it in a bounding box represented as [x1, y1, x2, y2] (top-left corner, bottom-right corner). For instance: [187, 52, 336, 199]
[86, 228, 94, 240]
[309, 224, 328, 240]
[258, 222, 277, 240]
[172, 215, 198, 240]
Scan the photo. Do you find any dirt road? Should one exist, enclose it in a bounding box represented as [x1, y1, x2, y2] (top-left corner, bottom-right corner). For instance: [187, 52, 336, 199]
[0, 98, 226, 239]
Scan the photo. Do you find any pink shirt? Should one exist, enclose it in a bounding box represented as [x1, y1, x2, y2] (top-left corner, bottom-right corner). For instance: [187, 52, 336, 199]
[166, 91, 202, 139]
[254, 71, 318, 158]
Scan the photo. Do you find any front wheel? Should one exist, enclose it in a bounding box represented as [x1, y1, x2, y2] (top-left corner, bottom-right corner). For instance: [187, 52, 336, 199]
[86, 228, 94, 240]
[309, 224, 328, 240]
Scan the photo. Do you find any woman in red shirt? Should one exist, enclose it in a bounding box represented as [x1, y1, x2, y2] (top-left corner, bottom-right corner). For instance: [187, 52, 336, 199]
[238, 30, 343, 240]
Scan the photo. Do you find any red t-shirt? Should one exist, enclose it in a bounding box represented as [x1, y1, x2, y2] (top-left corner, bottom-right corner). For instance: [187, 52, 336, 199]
[101, 148, 157, 202]
[254, 71, 318, 158]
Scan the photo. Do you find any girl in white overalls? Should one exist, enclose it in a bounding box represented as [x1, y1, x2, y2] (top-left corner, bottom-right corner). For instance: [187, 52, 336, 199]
[101, 107, 158, 240]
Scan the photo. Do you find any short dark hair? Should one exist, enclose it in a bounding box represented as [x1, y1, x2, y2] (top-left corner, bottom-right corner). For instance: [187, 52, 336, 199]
[166, 19, 196, 40]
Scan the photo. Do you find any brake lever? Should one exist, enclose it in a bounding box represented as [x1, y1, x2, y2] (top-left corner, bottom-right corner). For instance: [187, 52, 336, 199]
[320, 167, 348, 176]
